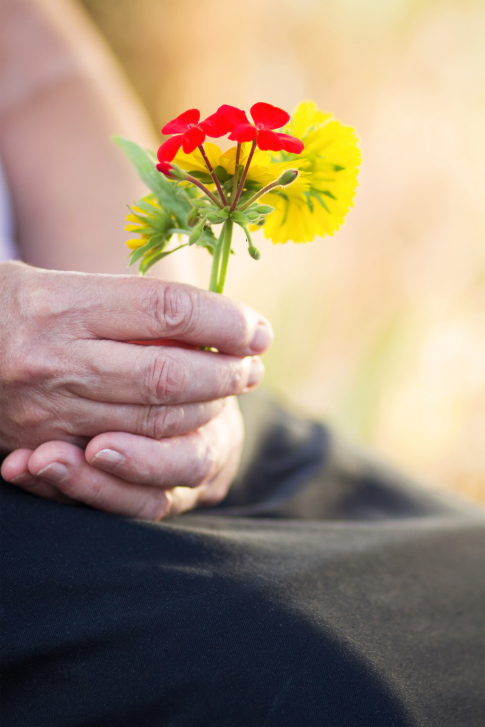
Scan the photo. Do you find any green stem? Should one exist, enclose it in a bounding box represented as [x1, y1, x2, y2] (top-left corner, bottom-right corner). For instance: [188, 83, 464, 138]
[184, 174, 224, 208]
[198, 145, 228, 206]
[231, 143, 241, 202]
[216, 219, 234, 294]
[230, 140, 257, 211]
[240, 179, 283, 210]
[209, 224, 226, 292]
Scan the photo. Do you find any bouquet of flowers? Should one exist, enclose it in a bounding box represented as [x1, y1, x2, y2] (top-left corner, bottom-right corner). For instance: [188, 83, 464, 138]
[115, 101, 361, 294]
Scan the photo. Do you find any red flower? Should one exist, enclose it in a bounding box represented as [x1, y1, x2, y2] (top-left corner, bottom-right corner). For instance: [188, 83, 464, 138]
[157, 108, 228, 162]
[214, 103, 304, 154]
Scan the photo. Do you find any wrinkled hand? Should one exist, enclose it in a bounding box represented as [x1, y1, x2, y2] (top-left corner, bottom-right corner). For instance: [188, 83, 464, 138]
[1, 396, 243, 520]
[0, 261, 273, 518]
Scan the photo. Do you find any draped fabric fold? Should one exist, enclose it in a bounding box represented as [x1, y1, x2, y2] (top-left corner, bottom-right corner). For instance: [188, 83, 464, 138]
[2, 390, 484, 726]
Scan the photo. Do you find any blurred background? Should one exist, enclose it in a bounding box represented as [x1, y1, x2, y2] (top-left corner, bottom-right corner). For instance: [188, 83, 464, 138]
[80, 0, 485, 503]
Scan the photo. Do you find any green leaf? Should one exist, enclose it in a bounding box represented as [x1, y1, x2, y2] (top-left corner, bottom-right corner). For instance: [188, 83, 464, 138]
[187, 170, 213, 185]
[129, 225, 158, 235]
[128, 233, 166, 265]
[187, 208, 201, 227]
[304, 191, 314, 213]
[243, 180, 261, 191]
[113, 136, 190, 226]
[190, 198, 213, 209]
[213, 165, 230, 183]
[311, 190, 330, 212]
[252, 204, 274, 215]
[138, 243, 189, 274]
[230, 211, 249, 226]
[131, 199, 156, 216]
[189, 220, 206, 244]
[195, 227, 217, 254]
[205, 210, 228, 223]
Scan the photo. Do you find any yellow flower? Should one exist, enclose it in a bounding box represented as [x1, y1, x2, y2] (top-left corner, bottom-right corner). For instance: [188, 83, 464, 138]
[174, 142, 302, 188]
[124, 196, 169, 250]
[256, 101, 362, 244]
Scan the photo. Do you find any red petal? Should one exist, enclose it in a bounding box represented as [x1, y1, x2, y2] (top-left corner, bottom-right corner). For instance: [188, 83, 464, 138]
[228, 123, 258, 143]
[275, 132, 304, 154]
[157, 135, 184, 162]
[199, 111, 231, 137]
[215, 104, 250, 131]
[256, 129, 284, 151]
[250, 102, 290, 130]
[182, 126, 206, 153]
[161, 108, 200, 134]
[156, 161, 175, 177]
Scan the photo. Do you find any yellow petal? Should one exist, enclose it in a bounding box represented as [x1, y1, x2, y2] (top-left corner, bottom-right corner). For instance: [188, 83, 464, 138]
[126, 238, 146, 249]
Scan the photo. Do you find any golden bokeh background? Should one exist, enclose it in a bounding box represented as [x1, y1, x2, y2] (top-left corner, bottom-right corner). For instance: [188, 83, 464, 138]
[80, 0, 485, 503]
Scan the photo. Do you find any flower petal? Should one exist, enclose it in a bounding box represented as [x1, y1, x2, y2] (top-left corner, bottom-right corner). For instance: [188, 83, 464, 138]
[250, 102, 290, 130]
[215, 104, 250, 131]
[161, 108, 200, 134]
[200, 111, 232, 137]
[256, 129, 284, 151]
[182, 126, 206, 153]
[157, 135, 184, 162]
[228, 123, 258, 143]
[275, 132, 305, 154]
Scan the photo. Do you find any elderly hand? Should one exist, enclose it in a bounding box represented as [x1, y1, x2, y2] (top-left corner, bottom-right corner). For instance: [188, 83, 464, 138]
[0, 261, 273, 518]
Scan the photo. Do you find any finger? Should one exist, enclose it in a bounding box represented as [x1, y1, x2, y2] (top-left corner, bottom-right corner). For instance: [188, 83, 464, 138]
[27, 442, 170, 520]
[68, 342, 264, 405]
[84, 413, 235, 489]
[2, 444, 222, 521]
[163, 449, 241, 517]
[1, 449, 66, 500]
[59, 397, 226, 440]
[69, 275, 273, 356]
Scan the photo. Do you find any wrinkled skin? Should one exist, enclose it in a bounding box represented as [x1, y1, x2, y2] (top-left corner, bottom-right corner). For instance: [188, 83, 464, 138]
[0, 262, 273, 519]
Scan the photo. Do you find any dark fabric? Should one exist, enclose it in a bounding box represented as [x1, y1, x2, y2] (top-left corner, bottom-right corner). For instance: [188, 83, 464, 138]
[1, 391, 484, 727]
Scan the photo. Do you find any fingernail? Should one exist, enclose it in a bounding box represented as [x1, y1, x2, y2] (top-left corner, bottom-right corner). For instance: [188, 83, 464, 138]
[91, 449, 124, 469]
[250, 322, 273, 354]
[10, 473, 32, 484]
[246, 357, 264, 388]
[37, 462, 69, 483]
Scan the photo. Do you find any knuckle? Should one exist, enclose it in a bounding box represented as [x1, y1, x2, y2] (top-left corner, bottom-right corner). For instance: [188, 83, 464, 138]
[228, 313, 251, 350]
[226, 361, 247, 394]
[155, 283, 199, 336]
[140, 491, 170, 522]
[146, 353, 188, 404]
[7, 402, 47, 444]
[1, 334, 48, 386]
[190, 433, 219, 486]
[145, 405, 185, 439]
[16, 403, 46, 431]
[20, 272, 71, 330]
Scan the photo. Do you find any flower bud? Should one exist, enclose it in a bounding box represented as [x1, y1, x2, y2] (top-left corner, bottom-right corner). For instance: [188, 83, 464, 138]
[189, 220, 205, 244]
[277, 169, 298, 186]
[187, 208, 200, 227]
[244, 226, 261, 261]
[168, 164, 188, 181]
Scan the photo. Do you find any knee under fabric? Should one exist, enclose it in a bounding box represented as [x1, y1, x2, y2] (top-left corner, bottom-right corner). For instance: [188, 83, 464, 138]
[1, 391, 484, 727]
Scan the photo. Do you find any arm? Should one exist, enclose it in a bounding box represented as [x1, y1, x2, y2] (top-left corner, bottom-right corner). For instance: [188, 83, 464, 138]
[0, 0, 196, 281]
[0, 0, 273, 519]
